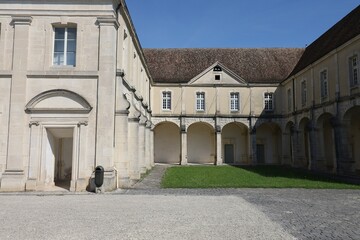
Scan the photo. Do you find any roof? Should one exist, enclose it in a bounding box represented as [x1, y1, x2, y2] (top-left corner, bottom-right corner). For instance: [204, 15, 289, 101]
[144, 48, 304, 84]
[289, 5, 360, 77]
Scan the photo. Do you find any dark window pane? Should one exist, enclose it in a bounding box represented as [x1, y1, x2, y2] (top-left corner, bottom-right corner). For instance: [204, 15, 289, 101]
[53, 53, 64, 65]
[55, 28, 65, 39]
[67, 39, 76, 52]
[66, 52, 76, 66]
[54, 40, 64, 52]
[67, 28, 77, 39]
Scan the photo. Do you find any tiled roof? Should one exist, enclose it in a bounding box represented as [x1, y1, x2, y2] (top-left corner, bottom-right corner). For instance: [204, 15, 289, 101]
[289, 5, 360, 77]
[144, 48, 304, 84]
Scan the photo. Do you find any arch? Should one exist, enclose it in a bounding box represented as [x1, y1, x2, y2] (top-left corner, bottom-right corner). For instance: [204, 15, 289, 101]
[25, 89, 92, 114]
[222, 122, 249, 164]
[255, 122, 282, 164]
[283, 121, 294, 166]
[187, 122, 215, 164]
[154, 121, 181, 164]
[298, 117, 311, 169]
[343, 106, 360, 172]
[316, 113, 336, 172]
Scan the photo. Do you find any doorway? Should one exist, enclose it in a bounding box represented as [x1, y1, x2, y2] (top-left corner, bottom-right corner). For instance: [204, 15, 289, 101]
[257, 144, 265, 164]
[45, 128, 74, 190]
[224, 144, 235, 164]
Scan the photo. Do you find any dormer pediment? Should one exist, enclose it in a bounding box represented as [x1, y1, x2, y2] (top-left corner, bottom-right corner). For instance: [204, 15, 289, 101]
[188, 62, 248, 85]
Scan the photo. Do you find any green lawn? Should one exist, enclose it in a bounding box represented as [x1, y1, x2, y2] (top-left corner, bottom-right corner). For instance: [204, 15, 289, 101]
[161, 165, 360, 189]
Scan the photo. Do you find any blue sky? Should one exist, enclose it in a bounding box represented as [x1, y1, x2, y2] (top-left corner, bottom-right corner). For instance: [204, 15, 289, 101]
[126, 1, 359, 48]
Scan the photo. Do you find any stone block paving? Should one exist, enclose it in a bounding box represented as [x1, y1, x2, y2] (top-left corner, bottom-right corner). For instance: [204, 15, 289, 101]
[129, 165, 360, 240]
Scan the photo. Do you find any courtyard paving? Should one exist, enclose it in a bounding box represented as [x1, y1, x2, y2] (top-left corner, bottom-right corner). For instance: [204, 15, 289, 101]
[0, 165, 359, 240]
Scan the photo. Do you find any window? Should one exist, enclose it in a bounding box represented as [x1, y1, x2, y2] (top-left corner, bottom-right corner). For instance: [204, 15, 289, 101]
[215, 74, 221, 80]
[230, 92, 239, 111]
[162, 91, 171, 110]
[349, 55, 358, 87]
[287, 89, 292, 112]
[264, 92, 274, 111]
[320, 70, 328, 98]
[301, 80, 307, 106]
[53, 27, 77, 66]
[196, 92, 205, 111]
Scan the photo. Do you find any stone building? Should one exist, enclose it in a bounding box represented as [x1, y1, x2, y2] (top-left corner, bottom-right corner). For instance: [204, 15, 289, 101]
[0, 0, 359, 192]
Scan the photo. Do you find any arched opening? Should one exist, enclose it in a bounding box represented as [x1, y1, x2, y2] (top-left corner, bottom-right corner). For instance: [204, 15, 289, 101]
[317, 113, 336, 172]
[154, 122, 181, 164]
[222, 122, 249, 164]
[283, 121, 294, 166]
[299, 118, 311, 169]
[256, 122, 282, 164]
[187, 122, 215, 164]
[344, 106, 360, 173]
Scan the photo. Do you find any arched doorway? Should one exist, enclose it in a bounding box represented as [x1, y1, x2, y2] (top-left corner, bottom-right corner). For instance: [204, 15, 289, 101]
[344, 106, 360, 173]
[317, 113, 336, 172]
[154, 122, 181, 164]
[222, 122, 249, 164]
[256, 122, 282, 164]
[187, 122, 215, 164]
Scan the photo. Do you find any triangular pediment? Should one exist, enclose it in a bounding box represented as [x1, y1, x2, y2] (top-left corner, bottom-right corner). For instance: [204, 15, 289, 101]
[188, 62, 248, 85]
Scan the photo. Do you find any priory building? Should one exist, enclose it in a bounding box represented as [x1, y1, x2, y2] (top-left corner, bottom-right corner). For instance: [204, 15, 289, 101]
[0, 0, 359, 191]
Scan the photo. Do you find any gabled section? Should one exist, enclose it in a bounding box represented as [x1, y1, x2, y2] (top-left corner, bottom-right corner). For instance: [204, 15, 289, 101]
[188, 62, 248, 85]
[25, 89, 92, 114]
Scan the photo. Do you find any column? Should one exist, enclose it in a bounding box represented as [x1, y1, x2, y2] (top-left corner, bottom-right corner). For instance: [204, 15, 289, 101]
[25, 121, 40, 191]
[308, 121, 319, 171]
[95, 17, 119, 175]
[115, 111, 130, 188]
[150, 125, 155, 167]
[128, 117, 140, 182]
[180, 124, 188, 165]
[145, 121, 152, 170]
[332, 118, 354, 175]
[216, 125, 222, 165]
[138, 115, 146, 174]
[250, 127, 257, 165]
[1, 16, 32, 192]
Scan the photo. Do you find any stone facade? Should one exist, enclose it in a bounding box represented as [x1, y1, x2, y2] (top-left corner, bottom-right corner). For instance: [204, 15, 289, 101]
[0, 1, 359, 192]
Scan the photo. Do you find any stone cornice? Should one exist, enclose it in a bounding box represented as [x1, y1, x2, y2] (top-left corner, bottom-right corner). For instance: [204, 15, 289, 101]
[96, 16, 120, 29]
[11, 15, 32, 25]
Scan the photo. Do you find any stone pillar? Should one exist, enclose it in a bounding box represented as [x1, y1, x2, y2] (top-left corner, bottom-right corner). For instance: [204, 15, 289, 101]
[145, 121, 151, 170]
[94, 17, 119, 190]
[180, 124, 188, 165]
[128, 117, 140, 182]
[307, 122, 319, 171]
[332, 118, 354, 175]
[150, 126, 155, 167]
[250, 127, 257, 165]
[114, 110, 130, 188]
[138, 115, 146, 174]
[1, 16, 32, 191]
[216, 125, 222, 165]
[25, 121, 40, 191]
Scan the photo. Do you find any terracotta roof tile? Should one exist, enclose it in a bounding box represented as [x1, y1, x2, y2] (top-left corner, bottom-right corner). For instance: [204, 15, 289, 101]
[289, 5, 360, 77]
[144, 48, 304, 84]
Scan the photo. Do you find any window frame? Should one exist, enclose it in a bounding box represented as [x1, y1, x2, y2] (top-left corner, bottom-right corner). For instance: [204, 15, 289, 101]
[161, 91, 172, 111]
[230, 92, 240, 112]
[196, 92, 205, 112]
[349, 54, 359, 88]
[53, 26, 77, 67]
[264, 92, 274, 112]
[320, 69, 328, 99]
[301, 79, 307, 107]
[287, 88, 292, 112]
